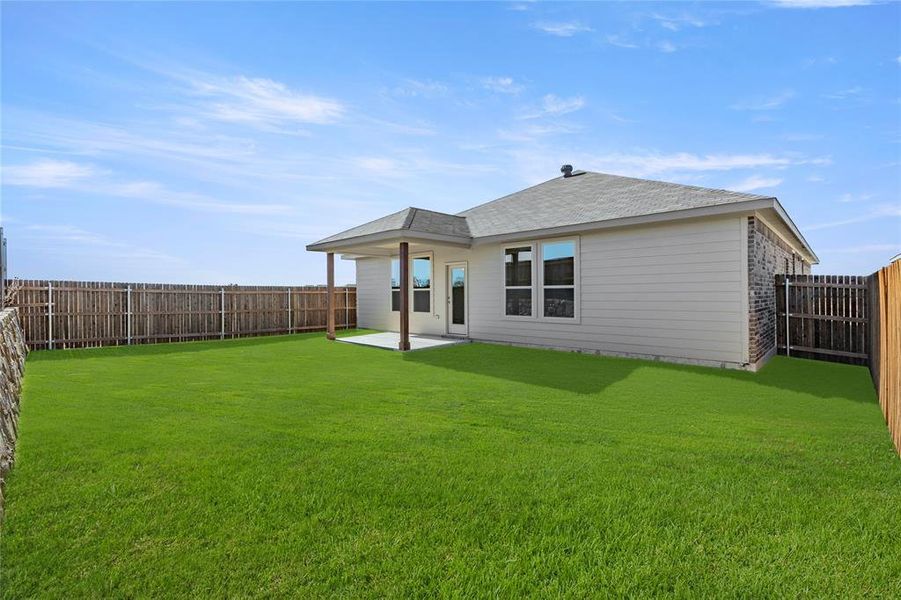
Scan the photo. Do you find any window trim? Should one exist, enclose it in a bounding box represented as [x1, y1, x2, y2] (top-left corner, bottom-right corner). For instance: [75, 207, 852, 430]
[502, 243, 536, 320]
[538, 236, 580, 323]
[390, 257, 401, 312]
[389, 252, 434, 314]
[411, 252, 433, 314]
[500, 237, 580, 323]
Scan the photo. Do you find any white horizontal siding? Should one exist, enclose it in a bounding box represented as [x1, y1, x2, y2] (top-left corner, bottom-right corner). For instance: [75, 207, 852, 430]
[466, 216, 747, 366]
[352, 215, 749, 367]
[355, 258, 392, 332]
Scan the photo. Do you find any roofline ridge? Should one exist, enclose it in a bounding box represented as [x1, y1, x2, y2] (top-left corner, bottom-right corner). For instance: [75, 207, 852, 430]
[407, 206, 467, 219]
[402, 207, 418, 230]
[582, 170, 774, 200]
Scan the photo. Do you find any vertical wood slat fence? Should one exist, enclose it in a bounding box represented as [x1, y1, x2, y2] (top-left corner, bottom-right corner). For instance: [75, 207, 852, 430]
[5, 280, 356, 350]
[868, 262, 900, 455]
[775, 274, 870, 366]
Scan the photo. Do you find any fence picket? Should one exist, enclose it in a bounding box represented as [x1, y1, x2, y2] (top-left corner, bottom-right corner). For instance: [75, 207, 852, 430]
[3, 280, 356, 350]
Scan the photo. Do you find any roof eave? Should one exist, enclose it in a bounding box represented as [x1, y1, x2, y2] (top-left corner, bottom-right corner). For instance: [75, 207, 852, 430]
[306, 229, 472, 252]
[771, 199, 820, 264]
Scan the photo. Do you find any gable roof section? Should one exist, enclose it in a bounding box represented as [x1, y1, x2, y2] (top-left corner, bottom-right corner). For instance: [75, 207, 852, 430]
[458, 171, 773, 238]
[309, 207, 471, 247]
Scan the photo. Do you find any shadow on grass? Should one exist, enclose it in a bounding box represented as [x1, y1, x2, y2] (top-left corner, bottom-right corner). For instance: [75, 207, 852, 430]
[403, 342, 877, 403]
[404, 342, 641, 395]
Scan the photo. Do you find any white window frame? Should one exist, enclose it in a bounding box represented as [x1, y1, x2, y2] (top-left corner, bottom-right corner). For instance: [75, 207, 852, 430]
[389, 257, 401, 312]
[502, 243, 536, 320]
[389, 252, 434, 314]
[538, 236, 580, 323]
[411, 252, 433, 314]
[500, 237, 580, 323]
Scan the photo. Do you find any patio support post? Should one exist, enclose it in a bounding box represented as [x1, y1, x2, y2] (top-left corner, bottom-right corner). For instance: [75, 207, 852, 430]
[399, 242, 410, 351]
[326, 252, 336, 340]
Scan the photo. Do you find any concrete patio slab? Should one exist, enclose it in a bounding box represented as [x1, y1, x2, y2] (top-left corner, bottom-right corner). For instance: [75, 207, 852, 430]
[337, 332, 467, 352]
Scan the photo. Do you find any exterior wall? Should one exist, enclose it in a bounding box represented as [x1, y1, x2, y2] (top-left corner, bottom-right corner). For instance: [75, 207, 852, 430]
[356, 215, 751, 368]
[747, 216, 811, 367]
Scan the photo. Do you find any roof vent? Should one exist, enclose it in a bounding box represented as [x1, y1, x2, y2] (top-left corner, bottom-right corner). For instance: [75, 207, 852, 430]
[561, 164, 574, 178]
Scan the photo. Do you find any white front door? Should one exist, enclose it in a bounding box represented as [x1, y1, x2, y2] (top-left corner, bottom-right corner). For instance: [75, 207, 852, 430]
[446, 263, 467, 336]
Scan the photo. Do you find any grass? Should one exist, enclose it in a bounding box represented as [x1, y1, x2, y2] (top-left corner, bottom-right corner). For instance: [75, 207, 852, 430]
[2, 332, 899, 598]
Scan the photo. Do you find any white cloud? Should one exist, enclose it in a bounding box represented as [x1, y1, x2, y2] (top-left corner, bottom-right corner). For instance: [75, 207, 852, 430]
[520, 94, 586, 119]
[651, 13, 710, 31]
[587, 151, 829, 177]
[605, 35, 639, 49]
[2, 159, 97, 187]
[770, 0, 871, 8]
[189, 75, 345, 127]
[732, 90, 796, 110]
[805, 205, 901, 231]
[390, 78, 449, 98]
[531, 21, 593, 37]
[657, 40, 678, 53]
[497, 122, 581, 142]
[506, 147, 833, 185]
[823, 86, 864, 100]
[729, 175, 783, 192]
[837, 192, 875, 203]
[23, 224, 183, 264]
[3, 158, 290, 215]
[481, 76, 524, 94]
[781, 132, 824, 142]
[353, 153, 500, 181]
[25, 224, 110, 246]
[355, 157, 403, 178]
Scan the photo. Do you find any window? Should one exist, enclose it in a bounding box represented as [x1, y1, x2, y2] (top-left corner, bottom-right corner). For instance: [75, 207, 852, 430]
[390, 258, 401, 311]
[391, 255, 432, 313]
[412, 256, 431, 313]
[504, 246, 532, 316]
[542, 240, 575, 318]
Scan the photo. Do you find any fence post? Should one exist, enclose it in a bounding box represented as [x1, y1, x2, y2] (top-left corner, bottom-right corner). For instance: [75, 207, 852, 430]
[220, 288, 225, 340]
[784, 278, 790, 357]
[345, 287, 349, 329]
[126, 286, 132, 345]
[47, 281, 53, 350]
[287, 288, 292, 333]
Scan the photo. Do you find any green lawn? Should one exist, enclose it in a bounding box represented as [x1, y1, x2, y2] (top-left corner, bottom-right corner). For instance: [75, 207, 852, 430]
[2, 332, 899, 598]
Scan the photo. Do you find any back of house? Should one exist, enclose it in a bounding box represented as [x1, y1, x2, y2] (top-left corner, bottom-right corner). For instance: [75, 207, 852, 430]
[307, 167, 818, 370]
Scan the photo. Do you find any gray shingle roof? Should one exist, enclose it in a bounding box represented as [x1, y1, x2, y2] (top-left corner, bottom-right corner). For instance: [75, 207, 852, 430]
[313, 207, 470, 246]
[309, 171, 776, 248]
[459, 171, 772, 238]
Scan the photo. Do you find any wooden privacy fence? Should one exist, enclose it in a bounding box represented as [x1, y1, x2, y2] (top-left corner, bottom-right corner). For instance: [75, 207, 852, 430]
[775, 274, 869, 365]
[868, 262, 900, 455]
[6, 280, 357, 350]
[776, 267, 900, 456]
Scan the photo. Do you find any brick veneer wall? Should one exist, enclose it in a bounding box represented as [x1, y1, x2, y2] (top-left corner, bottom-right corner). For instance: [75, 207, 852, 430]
[747, 217, 810, 366]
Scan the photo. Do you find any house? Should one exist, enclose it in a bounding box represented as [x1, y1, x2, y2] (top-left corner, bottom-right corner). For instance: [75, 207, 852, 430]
[306, 166, 818, 370]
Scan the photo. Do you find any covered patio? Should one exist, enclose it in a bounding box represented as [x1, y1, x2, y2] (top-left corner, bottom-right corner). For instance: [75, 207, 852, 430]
[337, 331, 467, 352]
[306, 207, 473, 351]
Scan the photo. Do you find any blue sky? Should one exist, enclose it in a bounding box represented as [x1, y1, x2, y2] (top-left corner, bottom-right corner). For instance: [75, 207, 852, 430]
[1, 1, 899, 285]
